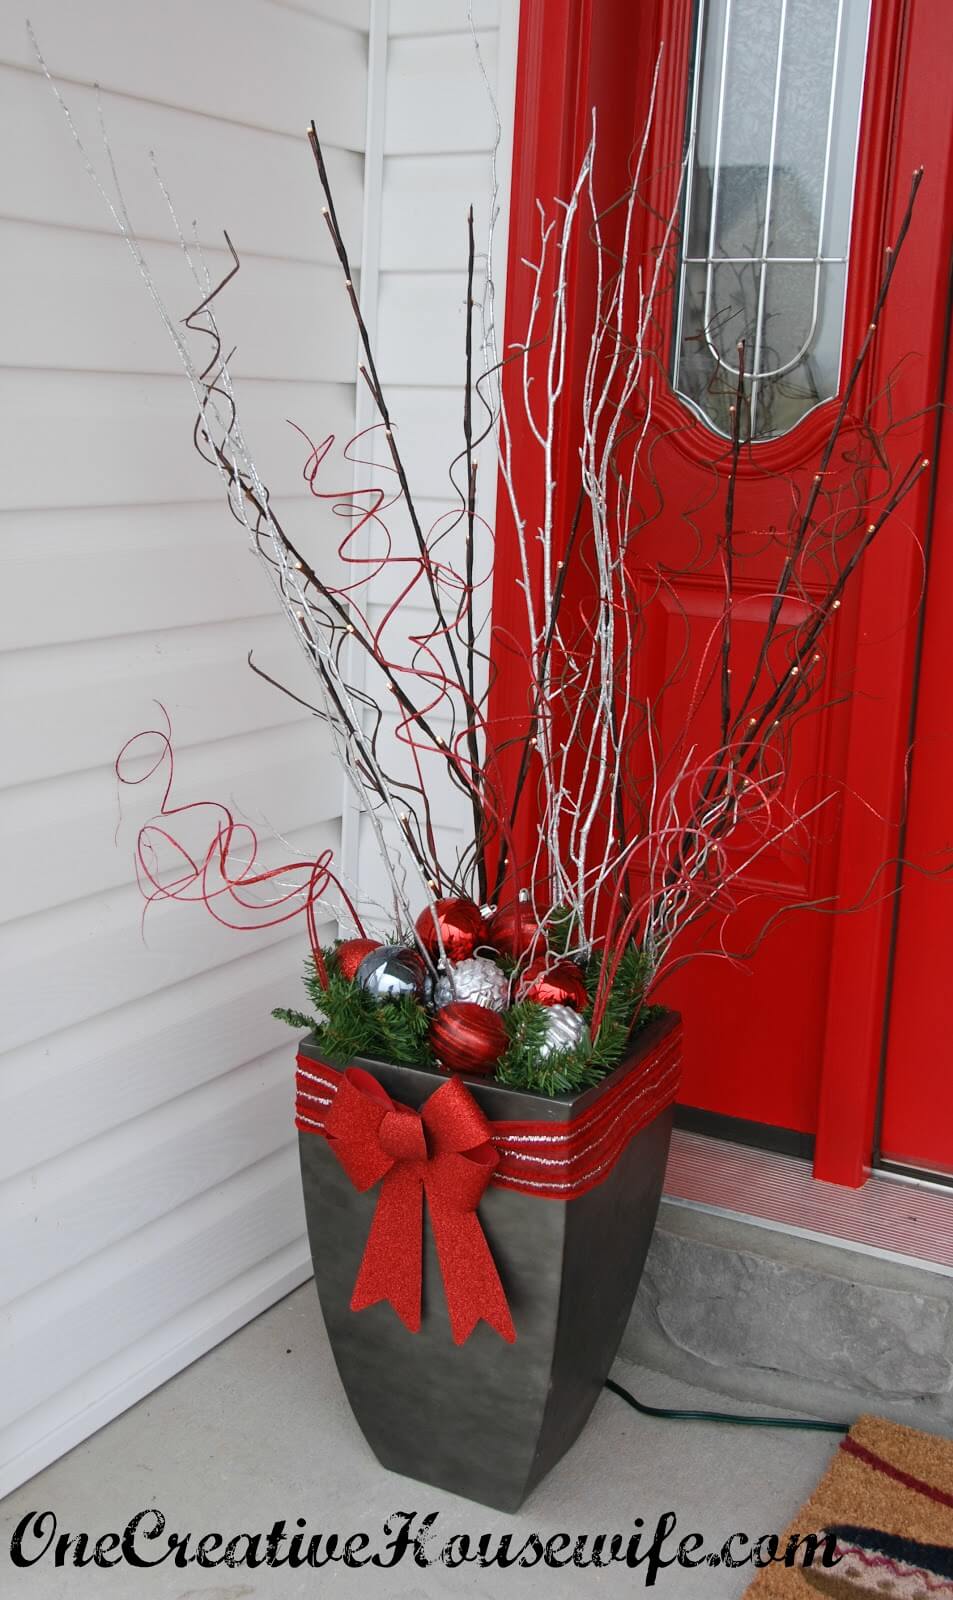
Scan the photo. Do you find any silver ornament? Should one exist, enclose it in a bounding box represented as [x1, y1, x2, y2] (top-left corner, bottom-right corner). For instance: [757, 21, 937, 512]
[355, 944, 430, 1002]
[537, 1003, 589, 1058]
[433, 955, 508, 1012]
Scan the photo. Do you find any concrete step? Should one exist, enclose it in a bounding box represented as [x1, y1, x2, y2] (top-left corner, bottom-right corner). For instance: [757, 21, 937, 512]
[623, 1196, 953, 1436]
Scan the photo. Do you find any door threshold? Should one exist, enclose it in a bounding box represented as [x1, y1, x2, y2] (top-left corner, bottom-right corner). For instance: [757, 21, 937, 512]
[876, 1159, 953, 1194]
[663, 1128, 953, 1278]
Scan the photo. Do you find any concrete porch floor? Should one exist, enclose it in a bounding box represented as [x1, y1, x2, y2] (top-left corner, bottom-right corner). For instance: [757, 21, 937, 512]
[1, 1282, 839, 1598]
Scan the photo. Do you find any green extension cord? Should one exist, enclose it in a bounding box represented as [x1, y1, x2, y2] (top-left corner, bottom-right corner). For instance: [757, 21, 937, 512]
[605, 1377, 849, 1435]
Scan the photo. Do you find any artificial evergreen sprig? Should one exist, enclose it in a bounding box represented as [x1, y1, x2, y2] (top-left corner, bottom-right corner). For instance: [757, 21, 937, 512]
[273, 949, 434, 1068]
[583, 942, 649, 1067]
[496, 1000, 603, 1096]
[547, 903, 584, 957]
[272, 1005, 321, 1032]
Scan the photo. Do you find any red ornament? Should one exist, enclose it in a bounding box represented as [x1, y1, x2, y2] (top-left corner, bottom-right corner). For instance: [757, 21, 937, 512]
[430, 1001, 507, 1076]
[335, 938, 381, 982]
[521, 957, 588, 1011]
[486, 901, 543, 959]
[415, 897, 484, 962]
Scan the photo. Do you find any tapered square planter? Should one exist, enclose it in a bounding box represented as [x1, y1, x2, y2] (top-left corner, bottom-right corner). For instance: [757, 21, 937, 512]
[296, 1009, 679, 1512]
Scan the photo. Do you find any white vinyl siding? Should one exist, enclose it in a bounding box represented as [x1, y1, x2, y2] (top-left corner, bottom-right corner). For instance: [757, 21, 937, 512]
[0, 1, 366, 1496]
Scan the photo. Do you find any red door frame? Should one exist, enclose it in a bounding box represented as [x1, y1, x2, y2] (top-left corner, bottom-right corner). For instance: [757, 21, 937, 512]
[490, 0, 953, 1185]
[877, 272, 953, 1173]
[812, 0, 953, 1184]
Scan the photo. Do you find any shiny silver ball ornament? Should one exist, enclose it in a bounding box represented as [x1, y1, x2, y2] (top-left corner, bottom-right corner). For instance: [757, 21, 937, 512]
[537, 1003, 589, 1059]
[432, 955, 509, 1012]
[355, 944, 430, 1002]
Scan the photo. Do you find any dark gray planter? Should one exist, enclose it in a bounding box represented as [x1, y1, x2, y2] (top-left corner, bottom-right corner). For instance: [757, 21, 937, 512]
[297, 1010, 677, 1511]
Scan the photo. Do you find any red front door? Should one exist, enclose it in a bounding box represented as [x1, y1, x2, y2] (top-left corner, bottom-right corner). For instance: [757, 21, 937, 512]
[620, 0, 906, 1144]
[496, 0, 953, 1181]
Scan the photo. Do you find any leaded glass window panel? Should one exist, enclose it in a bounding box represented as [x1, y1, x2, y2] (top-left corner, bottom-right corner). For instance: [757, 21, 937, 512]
[672, 0, 871, 440]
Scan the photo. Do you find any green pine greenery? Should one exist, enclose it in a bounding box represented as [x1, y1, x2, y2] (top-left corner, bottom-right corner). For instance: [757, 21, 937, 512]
[273, 923, 662, 1097]
[495, 1000, 603, 1096]
[273, 945, 433, 1069]
[546, 902, 583, 956]
[583, 941, 652, 1070]
[272, 1006, 322, 1032]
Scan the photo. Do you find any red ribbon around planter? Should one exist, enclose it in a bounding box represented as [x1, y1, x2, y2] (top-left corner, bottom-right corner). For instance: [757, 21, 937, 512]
[322, 1066, 516, 1347]
[296, 1023, 681, 1347]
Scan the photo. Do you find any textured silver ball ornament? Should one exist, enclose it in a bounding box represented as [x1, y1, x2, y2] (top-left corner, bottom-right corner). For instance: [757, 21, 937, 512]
[537, 1003, 589, 1058]
[355, 944, 431, 1002]
[432, 955, 509, 1012]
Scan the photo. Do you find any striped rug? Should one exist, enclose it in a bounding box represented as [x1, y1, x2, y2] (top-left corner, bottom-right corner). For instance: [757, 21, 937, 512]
[745, 1416, 953, 1597]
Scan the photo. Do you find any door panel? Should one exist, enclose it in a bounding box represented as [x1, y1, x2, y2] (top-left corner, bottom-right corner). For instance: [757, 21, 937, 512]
[621, 0, 896, 1135]
[639, 581, 824, 899]
[635, 572, 842, 1133]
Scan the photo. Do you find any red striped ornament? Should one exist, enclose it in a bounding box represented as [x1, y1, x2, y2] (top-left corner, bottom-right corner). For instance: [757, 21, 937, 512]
[429, 1000, 507, 1075]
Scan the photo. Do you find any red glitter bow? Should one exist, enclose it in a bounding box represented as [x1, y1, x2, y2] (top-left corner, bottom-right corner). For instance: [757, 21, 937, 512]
[323, 1067, 516, 1346]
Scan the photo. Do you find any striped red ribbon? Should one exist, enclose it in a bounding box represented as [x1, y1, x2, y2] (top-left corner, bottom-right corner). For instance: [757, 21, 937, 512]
[295, 1023, 680, 1202]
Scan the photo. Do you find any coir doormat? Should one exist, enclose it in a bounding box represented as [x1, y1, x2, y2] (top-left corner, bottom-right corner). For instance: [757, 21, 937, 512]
[744, 1414, 953, 1597]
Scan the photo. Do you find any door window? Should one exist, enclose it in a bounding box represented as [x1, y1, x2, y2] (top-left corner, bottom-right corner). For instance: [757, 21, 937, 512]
[672, 0, 872, 440]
